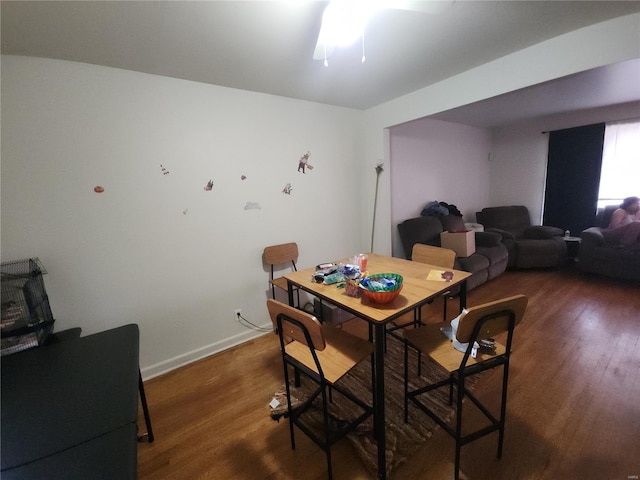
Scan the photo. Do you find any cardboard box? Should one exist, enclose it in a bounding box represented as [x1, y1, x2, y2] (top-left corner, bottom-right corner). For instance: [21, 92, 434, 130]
[440, 230, 476, 257]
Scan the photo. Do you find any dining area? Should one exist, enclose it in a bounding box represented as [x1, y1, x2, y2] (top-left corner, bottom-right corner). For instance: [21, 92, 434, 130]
[266, 251, 526, 480]
[133, 254, 640, 480]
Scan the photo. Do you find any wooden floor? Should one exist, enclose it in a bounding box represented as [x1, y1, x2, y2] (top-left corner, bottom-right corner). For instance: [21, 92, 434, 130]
[137, 264, 640, 480]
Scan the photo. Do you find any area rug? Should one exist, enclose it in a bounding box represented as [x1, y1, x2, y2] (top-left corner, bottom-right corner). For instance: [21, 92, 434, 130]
[270, 334, 480, 478]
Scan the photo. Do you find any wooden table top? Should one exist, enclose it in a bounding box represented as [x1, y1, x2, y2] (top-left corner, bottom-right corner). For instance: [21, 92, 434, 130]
[284, 253, 471, 324]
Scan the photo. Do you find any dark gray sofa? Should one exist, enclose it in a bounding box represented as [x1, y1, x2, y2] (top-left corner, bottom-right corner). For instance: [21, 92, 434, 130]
[578, 205, 640, 282]
[397, 214, 508, 291]
[476, 205, 567, 269]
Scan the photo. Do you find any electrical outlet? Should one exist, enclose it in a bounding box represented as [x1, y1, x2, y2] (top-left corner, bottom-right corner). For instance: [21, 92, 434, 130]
[234, 309, 242, 321]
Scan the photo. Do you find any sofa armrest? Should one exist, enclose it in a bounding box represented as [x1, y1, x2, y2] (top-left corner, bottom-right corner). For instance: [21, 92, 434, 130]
[523, 225, 564, 239]
[475, 231, 502, 247]
[485, 227, 515, 241]
[581, 227, 606, 246]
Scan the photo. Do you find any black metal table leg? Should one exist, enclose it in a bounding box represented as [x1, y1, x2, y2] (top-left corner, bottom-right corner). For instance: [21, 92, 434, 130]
[459, 280, 468, 311]
[286, 280, 302, 387]
[138, 369, 154, 443]
[373, 323, 386, 479]
[287, 280, 294, 308]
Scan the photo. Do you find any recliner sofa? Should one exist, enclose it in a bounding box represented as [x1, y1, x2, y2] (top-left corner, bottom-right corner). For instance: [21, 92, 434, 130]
[475, 205, 567, 269]
[578, 205, 640, 282]
[397, 214, 508, 291]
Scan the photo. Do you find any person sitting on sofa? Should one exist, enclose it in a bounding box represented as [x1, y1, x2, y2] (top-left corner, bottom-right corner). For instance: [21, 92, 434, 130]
[603, 196, 640, 246]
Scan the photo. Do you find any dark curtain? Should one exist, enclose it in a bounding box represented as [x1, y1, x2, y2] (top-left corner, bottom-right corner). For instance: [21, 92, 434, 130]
[543, 123, 605, 236]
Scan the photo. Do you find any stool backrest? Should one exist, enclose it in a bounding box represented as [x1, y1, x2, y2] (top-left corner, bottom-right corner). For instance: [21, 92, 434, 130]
[263, 243, 298, 267]
[411, 243, 456, 268]
[456, 294, 527, 344]
[266, 299, 325, 351]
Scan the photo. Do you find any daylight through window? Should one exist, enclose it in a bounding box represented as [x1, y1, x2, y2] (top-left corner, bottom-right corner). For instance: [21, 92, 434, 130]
[598, 119, 640, 209]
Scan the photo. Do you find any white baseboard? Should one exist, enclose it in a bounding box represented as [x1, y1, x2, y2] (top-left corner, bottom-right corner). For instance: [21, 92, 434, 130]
[140, 325, 272, 380]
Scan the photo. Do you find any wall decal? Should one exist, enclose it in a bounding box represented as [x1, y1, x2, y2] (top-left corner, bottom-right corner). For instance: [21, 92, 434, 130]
[297, 151, 312, 173]
[204, 180, 214, 191]
[282, 183, 293, 195]
[94, 186, 105, 193]
[241, 175, 247, 180]
[160, 164, 170, 175]
[244, 202, 261, 210]
[183, 208, 189, 215]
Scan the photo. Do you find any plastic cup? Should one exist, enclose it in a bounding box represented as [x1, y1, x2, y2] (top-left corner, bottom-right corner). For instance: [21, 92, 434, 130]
[358, 254, 368, 271]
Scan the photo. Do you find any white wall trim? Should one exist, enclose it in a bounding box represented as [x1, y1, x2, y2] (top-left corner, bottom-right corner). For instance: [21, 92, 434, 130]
[140, 324, 272, 380]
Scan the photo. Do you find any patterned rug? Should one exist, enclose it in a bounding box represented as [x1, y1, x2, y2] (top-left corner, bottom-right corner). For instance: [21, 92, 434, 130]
[270, 334, 479, 478]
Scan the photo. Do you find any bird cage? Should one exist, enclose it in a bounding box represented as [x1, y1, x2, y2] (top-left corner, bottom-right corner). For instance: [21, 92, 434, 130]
[1, 258, 55, 355]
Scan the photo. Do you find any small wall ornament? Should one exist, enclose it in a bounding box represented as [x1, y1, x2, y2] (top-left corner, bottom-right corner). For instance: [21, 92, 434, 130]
[297, 151, 313, 173]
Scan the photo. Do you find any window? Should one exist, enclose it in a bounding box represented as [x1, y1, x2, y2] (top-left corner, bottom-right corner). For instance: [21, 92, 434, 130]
[598, 119, 640, 209]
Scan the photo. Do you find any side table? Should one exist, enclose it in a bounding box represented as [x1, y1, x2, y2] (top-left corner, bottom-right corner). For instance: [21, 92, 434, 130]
[564, 236, 581, 261]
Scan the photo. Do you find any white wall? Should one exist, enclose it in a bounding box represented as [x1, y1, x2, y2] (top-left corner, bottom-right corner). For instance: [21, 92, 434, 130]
[1, 55, 363, 378]
[389, 118, 491, 258]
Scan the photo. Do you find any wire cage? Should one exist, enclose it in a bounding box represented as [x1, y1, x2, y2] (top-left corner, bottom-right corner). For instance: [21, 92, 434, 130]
[1, 258, 55, 356]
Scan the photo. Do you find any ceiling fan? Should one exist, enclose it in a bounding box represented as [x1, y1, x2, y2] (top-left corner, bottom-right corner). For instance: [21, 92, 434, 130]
[312, 0, 455, 65]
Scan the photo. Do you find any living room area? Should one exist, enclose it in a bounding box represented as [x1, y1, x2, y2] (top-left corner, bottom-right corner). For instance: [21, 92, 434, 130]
[2, 2, 640, 479]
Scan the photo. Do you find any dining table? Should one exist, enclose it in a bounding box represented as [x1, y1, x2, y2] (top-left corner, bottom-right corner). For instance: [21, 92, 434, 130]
[284, 252, 471, 479]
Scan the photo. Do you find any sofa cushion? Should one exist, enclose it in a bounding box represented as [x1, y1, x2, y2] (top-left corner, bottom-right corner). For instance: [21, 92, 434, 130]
[454, 260, 489, 291]
[523, 225, 563, 239]
[514, 238, 566, 268]
[456, 254, 490, 274]
[476, 206, 531, 238]
[479, 245, 510, 280]
[475, 231, 502, 247]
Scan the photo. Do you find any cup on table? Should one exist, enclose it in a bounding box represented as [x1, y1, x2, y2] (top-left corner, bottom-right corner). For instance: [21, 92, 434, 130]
[356, 253, 368, 271]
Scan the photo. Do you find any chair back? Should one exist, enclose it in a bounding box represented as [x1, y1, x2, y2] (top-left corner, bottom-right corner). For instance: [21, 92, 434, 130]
[266, 299, 325, 351]
[263, 243, 298, 267]
[411, 244, 456, 268]
[476, 206, 532, 238]
[456, 294, 527, 344]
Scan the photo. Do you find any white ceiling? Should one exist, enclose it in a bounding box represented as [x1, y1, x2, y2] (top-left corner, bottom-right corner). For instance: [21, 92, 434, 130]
[430, 57, 640, 127]
[2, 1, 640, 125]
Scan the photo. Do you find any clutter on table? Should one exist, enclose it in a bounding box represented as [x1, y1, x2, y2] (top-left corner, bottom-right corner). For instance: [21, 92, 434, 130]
[312, 259, 369, 297]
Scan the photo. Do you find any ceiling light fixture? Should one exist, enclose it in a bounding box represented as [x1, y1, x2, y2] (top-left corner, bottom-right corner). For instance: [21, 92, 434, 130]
[312, 1, 455, 66]
[313, 0, 381, 66]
